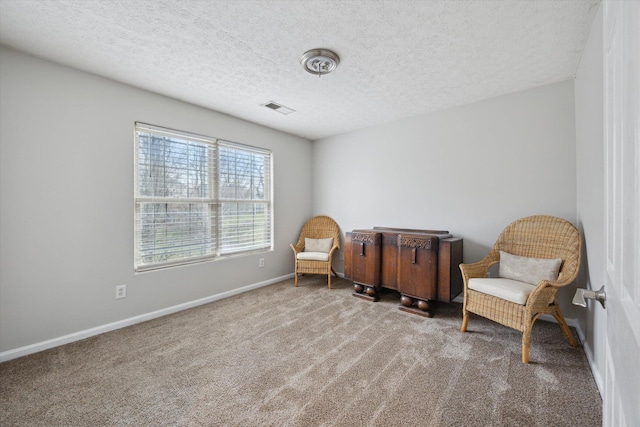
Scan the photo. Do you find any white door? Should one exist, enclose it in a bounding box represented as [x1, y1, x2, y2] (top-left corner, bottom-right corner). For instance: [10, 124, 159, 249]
[603, 1, 640, 426]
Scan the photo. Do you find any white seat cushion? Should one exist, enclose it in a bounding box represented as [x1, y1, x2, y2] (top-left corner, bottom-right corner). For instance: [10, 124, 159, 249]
[468, 277, 536, 305]
[297, 251, 330, 261]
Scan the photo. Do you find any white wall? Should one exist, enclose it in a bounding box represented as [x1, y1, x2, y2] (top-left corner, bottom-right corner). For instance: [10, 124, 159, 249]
[313, 80, 580, 319]
[0, 47, 313, 355]
[574, 2, 605, 394]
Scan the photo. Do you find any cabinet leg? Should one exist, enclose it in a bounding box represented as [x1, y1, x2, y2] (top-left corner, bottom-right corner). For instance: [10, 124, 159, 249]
[398, 295, 434, 318]
[352, 283, 379, 302]
[417, 300, 430, 311]
[400, 295, 413, 307]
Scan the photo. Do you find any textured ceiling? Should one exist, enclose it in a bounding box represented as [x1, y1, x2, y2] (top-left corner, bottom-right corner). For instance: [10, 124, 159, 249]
[0, 0, 600, 140]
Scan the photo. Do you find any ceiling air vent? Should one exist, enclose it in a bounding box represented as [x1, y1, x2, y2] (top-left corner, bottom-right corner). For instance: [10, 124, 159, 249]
[261, 101, 295, 115]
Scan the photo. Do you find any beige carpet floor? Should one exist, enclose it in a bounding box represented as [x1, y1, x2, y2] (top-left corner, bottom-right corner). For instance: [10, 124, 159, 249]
[1, 276, 601, 426]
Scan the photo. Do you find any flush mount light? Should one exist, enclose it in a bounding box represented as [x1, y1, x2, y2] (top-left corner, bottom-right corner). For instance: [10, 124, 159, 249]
[300, 48, 340, 77]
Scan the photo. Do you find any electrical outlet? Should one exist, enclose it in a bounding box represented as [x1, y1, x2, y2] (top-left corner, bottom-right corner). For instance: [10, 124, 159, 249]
[115, 284, 127, 299]
[339, 251, 344, 261]
[259, 258, 265, 268]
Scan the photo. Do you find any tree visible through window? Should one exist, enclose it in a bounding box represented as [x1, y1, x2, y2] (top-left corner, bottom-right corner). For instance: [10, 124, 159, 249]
[134, 123, 272, 271]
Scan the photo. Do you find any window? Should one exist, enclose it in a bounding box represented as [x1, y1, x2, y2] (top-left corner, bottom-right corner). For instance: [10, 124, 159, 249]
[134, 123, 272, 271]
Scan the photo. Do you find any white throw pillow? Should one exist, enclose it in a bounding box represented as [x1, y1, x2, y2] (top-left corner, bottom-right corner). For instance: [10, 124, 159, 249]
[498, 251, 562, 285]
[304, 237, 333, 253]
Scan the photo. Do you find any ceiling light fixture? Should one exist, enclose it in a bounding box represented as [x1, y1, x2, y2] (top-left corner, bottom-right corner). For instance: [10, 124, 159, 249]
[300, 48, 340, 78]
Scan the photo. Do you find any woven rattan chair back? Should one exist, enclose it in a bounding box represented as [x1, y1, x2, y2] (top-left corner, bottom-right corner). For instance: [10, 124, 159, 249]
[295, 216, 341, 249]
[486, 215, 581, 284]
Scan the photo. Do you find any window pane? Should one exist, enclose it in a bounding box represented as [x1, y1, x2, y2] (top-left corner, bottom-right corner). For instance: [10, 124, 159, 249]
[137, 133, 211, 199]
[219, 146, 268, 200]
[135, 202, 215, 268]
[220, 202, 271, 254]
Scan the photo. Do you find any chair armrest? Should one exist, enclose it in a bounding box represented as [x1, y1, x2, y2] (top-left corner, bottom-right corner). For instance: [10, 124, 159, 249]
[326, 245, 339, 260]
[529, 271, 575, 297]
[526, 272, 576, 312]
[544, 272, 576, 289]
[460, 261, 488, 276]
[459, 259, 496, 286]
[290, 243, 304, 254]
[525, 280, 561, 312]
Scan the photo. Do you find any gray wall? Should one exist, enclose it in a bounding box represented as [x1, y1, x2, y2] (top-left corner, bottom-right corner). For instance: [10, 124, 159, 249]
[0, 47, 313, 354]
[574, 2, 606, 394]
[313, 80, 580, 321]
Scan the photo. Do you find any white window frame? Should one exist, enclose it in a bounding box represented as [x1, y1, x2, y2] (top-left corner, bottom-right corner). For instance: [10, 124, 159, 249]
[134, 123, 272, 272]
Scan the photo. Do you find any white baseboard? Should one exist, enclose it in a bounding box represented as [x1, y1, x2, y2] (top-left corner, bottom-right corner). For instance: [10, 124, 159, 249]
[535, 314, 603, 396]
[581, 336, 604, 396]
[0, 274, 294, 363]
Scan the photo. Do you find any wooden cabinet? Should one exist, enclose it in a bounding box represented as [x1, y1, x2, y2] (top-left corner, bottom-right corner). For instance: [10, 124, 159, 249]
[345, 227, 463, 317]
[344, 230, 381, 297]
[379, 230, 400, 290]
[438, 237, 464, 302]
[397, 233, 439, 302]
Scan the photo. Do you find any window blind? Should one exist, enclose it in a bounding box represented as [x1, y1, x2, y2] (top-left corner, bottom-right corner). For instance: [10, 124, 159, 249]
[218, 142, 272, 255]
[134, 123, 272, 271]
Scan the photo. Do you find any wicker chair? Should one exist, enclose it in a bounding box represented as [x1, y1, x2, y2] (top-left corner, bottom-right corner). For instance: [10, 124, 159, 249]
[290, 216, 340, 288]
[460, 215, 581, 363]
